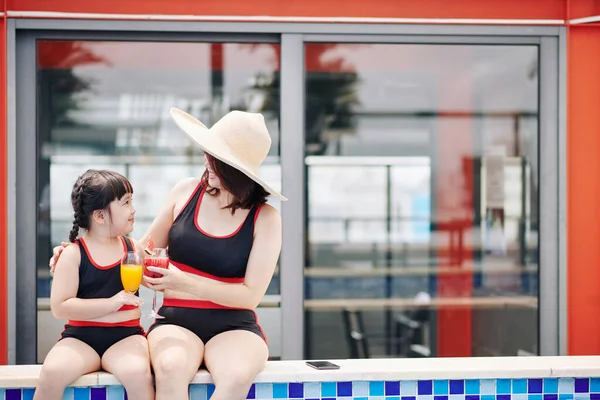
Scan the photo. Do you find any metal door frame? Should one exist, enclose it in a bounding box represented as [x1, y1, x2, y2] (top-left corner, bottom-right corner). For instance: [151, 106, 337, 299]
[6, 19, 566, 363]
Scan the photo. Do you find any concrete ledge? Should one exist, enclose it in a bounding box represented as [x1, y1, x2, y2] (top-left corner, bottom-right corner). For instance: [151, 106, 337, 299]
[3, 356, 600, 389]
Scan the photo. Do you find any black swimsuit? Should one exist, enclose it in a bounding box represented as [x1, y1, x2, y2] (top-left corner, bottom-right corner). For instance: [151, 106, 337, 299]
[147, 183, 266, 343]
[59, 236, 144, 357]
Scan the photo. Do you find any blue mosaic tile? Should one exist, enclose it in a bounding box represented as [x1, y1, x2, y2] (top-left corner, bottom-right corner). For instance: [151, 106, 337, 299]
[189, 384, 207, 400]
[304, 382, 320, 398]
[466, 380, 480, 394]
[449, 395, 464, 400]
[354, 397, 368, 400]
[466, 395, 480, 400]
[402, 396, 417, 400]
[546, 379, 560, 393]
[207, 384, 215, 399]
[576, 379, 591, 393]
[289, 382, 303, 398]
[591, 380, 600, 394]
[255, 383, 272, 399]
[481, 394, 495, 400]
[514, 379, 529, 394]
[353, 381, 369, 397]
[419, 381, 434, 395]
[560, 395, 574, 400]
[530, 379, 544, 394]
[530, 394, 544, 400]
[561, 380, 575, 394]
[272, 383, 287, 399]
[0, 389, 4, 400]
[90, 387, 106, 400]
[402, 381, 418, 395]
[5, 389, 20, 400]
[497, 379, 512, 394]
[370, 381, 385, 396]
[450, 380, 465, 394]
[545, 394, 559, 400]
[434, 395, 448, 400]
[498, 394, 511, 400]
[246, 383, 256, 399]
[591, 394, 600, 400]
[22, 389, 34, 400]
[106, 386, 123, 400]
[514, 395, 528, 400]
[435, 381, 449, 395]
[63, 387, 75, 400]
[73, 388, 89, 400]
[386, 381, 400, 396]
[322, 382, 336, 397]
[481, 380, 495, 395]
[337, 381, 352, 397]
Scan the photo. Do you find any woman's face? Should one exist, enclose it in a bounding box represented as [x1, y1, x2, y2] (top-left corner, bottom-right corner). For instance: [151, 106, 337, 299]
[204, 155, 222, 189]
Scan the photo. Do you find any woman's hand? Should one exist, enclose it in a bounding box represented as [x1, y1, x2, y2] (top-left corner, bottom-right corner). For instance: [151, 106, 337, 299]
[49, 242, 70, 274]
[143, 263, 188, 292]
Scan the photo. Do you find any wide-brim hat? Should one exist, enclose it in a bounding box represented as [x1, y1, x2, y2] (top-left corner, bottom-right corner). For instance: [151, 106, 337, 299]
[170, 107, 287, 201]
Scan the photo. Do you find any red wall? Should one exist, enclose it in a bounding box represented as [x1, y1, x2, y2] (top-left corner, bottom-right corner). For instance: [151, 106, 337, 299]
[567, 24, 600, 355]
[6, 0, 566, 20]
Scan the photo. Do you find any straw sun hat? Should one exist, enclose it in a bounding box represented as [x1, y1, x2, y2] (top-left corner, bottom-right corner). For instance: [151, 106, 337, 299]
[169, 107, 287, 201]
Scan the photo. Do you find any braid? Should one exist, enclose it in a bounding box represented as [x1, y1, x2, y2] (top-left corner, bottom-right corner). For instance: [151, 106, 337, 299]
[69, 178, 87, 242]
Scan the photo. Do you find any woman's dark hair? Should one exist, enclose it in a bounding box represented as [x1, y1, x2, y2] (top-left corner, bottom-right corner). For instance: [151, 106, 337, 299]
[202, 153, 268, 214]
[69, 169, 134, 242]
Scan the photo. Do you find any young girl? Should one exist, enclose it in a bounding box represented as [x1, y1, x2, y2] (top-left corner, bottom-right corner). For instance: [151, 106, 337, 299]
[34, 170, 154, 400]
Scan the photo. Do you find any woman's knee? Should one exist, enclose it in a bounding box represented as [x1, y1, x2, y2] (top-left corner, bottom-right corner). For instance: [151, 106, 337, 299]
[114, 360, 152, 386]
[152, 354, 187, 381]
[213, 365, 257, 392]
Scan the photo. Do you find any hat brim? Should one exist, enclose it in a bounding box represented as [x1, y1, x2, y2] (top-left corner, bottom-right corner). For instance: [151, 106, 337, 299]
[170, 107, 287, 201]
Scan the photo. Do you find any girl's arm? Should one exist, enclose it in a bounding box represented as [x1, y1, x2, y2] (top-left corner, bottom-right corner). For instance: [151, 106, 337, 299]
[50, 244, 141, 320]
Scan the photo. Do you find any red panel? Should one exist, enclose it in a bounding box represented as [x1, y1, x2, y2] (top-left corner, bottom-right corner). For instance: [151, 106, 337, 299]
[567, 26, 600, 355]
[569, 0, 600, 20]
[0, 13, 8, 365]
[436, 49, 473, 357]
[8, 0, 565, 20]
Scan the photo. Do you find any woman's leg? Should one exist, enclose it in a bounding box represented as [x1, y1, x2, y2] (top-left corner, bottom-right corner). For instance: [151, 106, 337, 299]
[204, 330, 268, 400]
[148, 325, 204, 400]
[34, 338, 101, 400]
[101, 334, 154, 400]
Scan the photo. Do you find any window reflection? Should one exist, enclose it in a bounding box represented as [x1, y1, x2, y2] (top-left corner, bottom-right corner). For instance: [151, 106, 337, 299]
[36, 40, 282, 362]
[304, 43, 539, 359]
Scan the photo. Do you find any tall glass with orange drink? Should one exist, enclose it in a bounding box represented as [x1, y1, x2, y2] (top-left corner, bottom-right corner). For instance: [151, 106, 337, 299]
[121, 251, 143, 294]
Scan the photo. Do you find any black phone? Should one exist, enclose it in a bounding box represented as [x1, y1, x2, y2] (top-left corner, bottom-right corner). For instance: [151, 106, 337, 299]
[305, 361, 340, 370]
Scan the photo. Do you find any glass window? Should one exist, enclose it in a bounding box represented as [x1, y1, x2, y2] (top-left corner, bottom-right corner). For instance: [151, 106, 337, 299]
[304, 43, 539, 359]
[36, 40, 281, 362]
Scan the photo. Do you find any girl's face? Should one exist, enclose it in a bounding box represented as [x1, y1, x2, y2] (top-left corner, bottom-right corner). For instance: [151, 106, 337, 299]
[107, 193, 136, 236]
[204, 155, 222, 189]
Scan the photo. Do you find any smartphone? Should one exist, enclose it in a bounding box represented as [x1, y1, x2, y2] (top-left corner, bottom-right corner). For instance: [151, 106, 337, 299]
[305, 361, 340, 370]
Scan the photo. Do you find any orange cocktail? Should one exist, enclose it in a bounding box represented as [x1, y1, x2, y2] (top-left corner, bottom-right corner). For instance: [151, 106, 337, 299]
[121, 251, 143, 294]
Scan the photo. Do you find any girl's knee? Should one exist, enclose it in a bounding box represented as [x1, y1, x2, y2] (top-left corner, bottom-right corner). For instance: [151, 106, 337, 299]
[116, 361, 152, 385]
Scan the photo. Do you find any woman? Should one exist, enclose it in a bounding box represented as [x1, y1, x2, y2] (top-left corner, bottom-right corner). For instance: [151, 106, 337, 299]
[50, 108, 285, 400]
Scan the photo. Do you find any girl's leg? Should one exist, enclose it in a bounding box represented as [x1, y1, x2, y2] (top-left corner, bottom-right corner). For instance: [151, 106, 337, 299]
[34, 338, 101, 400]
[101, 334, 154, 400]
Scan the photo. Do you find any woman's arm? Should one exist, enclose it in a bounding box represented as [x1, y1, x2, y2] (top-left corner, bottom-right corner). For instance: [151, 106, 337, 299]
[147, 204, 282, 309]
[51, 244, 141, 320]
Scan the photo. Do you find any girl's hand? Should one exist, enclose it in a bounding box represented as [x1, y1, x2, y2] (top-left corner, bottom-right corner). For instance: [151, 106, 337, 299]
[144, 263, 187, 292]
[110, 290, 143, 312]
